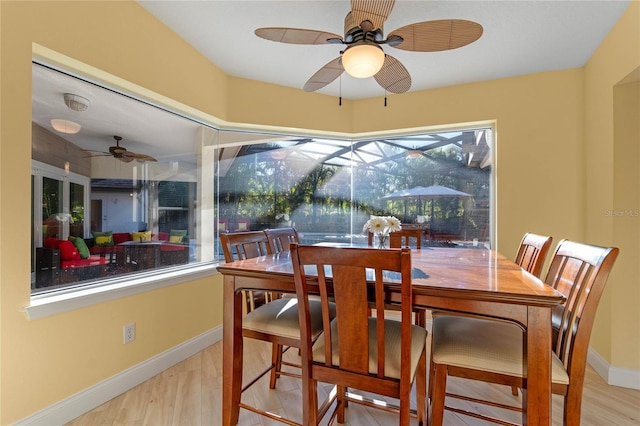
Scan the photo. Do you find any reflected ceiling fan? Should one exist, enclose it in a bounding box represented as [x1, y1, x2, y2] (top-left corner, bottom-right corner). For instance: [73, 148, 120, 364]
[255, 0, 483, 94]
[87, 136, 157, 163]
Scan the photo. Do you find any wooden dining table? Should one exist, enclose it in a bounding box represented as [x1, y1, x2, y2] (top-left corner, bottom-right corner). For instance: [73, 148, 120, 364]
[216, 246, 566, 425]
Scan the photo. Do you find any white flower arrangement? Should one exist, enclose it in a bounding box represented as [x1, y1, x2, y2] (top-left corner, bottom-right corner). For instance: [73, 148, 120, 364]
[363, 215, 402, 247]
[275, 213, 290, 221]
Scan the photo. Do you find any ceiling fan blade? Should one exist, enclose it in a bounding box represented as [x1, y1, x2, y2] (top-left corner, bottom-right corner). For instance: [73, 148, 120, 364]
[350, 0, 395, 31]
[123, 151, 157, 162]
[83, 151, 110, 159]
[117, 156, 135, 163]
[374, 55, 411, 93]
[255, 27, 342, 45]
[135, 154, 158, 163]
[303, 57, 345, 92]
[389, 19, 483, 52]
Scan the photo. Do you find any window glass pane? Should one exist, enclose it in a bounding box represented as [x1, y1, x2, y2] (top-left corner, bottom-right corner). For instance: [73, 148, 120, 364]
[216, 129, 491, 248]
[42, 176, 64, 239]
[32, 63, 216, 294]
[69, 182, 85, 238]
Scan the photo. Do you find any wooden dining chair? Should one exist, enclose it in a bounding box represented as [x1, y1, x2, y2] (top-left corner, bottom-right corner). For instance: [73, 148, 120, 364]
[429, 240, 619, 426]
[390, 228, 422, 249]
[367, 228, 422, 248]
[507, 232, 553, 395]
[264, 227, 299, 253]
[263, 227, 302, 382]
[221, 232, 336, 424]
[515, 232, 553, 278]
[220, 231, 272, 314]
[291, 244, 428, 426]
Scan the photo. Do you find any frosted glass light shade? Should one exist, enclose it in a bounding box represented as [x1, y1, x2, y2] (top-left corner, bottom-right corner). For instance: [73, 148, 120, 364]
[342, 43, 385, 78]
[51, 119, 81, 134]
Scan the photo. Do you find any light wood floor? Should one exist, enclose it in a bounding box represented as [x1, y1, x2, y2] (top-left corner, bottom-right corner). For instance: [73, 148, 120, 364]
[67, 335, 640, 425]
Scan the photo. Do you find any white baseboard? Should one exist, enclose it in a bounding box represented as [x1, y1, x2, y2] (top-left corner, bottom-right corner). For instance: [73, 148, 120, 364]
[15, 326, 222, 426]
[588, 347, 640, 390]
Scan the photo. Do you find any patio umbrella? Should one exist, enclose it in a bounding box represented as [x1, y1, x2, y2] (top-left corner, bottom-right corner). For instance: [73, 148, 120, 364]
[382, 185, 472, 201]
[382, 185, 473, 220]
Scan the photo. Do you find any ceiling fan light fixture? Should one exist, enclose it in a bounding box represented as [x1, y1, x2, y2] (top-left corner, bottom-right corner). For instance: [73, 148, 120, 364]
[63, 93, 90, 112]
[51, 119, 81, 134]
[342, 43, 385, 78]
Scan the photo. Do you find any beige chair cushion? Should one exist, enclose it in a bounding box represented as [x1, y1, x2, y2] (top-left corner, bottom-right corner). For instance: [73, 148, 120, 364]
[312, 317, 428, 380]
[243, 297, 335, 341]
[432, 316, 569, 385]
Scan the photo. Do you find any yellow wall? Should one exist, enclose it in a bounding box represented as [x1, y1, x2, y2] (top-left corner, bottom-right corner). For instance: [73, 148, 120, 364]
[583, 1, 640, 368]
[1, 0, 638, 423]
[0, 2, 228, 423]
[612, 80, 640, 368]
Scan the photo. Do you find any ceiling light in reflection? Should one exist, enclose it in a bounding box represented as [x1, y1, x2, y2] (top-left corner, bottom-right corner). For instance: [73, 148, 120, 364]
[51, 119, 81, 134]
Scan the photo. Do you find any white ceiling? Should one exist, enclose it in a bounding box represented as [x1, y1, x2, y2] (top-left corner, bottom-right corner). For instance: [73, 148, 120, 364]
[138, 0, 630, 100]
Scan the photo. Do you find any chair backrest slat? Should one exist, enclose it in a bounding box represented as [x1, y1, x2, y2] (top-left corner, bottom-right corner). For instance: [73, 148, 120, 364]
[265, 227, 299, 253]
[515, 232, 553, 277]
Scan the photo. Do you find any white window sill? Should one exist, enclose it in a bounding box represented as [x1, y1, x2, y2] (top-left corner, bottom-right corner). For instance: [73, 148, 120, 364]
[25, 263, 220, 320]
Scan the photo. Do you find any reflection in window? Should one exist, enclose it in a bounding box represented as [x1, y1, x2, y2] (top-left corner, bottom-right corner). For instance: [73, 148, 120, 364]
[42, 176, 63, 239]
[69, 182, 85, 237]
[31, 62, 216, 293]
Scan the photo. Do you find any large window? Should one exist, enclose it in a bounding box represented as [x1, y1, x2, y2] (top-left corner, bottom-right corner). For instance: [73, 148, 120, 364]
[31, 62, 216, 293]
[31, 61, 493, 295]
[215, 130, 492, 247]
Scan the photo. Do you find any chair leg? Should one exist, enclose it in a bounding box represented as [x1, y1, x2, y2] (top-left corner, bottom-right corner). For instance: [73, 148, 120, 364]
[337, 385, 346, 424]
[416, 349, 427, 426]
[564, 384, 585, 426]
[269, 343, 283, 389]
[428, 350, 436, 401]
[307, 379, 320, 426]
[430, 363, 448, 426]
[399, 393, 411, 426]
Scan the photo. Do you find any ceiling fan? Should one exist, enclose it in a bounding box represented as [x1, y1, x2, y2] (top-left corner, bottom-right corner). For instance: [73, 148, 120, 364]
[255, 0, 483, 94]
[87, 136, 157, 163]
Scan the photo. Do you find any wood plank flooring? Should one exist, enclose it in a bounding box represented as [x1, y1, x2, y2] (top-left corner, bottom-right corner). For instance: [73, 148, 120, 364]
[67, 335, 640, 425]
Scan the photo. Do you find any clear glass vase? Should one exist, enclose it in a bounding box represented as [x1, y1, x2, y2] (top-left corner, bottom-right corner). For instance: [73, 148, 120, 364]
[376, 233, 389, 249]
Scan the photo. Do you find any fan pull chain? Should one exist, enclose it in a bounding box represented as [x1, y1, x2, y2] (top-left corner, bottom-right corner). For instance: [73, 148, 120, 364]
[339, 75, 342, 106]
[384, 89, 387, 107]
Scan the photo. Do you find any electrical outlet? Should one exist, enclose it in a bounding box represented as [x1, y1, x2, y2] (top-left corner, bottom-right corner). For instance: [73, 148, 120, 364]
[123, 323, 136, 344]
